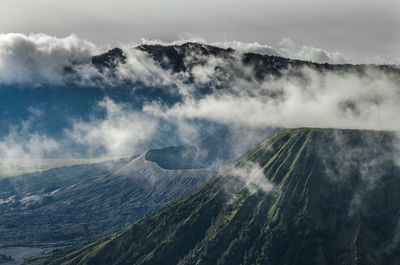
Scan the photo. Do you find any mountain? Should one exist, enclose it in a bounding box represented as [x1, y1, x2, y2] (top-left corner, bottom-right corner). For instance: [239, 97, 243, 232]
[91, 48, 127, 70]
[0, 151, 210, 249]
[1, 128, 271, 252]
[0, 159, 129, 246]
[137, 42, 398, 78]
[137, 43, 234, 73]
[35, 128, 400, 265]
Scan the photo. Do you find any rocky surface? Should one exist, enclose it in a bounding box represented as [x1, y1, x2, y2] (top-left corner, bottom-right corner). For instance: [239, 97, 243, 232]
[0, 153, 211, 248]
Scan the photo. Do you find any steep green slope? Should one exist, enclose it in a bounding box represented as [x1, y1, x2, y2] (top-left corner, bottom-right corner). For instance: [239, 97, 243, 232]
[35, 128, 400, 265]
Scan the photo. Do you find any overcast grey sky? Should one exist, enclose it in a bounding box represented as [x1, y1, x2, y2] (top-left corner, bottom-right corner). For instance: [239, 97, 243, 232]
[1, 0, 399, 63]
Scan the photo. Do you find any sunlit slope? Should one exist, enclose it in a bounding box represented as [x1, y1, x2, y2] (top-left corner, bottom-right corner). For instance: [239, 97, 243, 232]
[37, 128, 400, 265]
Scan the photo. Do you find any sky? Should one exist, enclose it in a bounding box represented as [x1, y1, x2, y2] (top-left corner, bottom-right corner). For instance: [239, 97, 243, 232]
[0, 0, 399, 64]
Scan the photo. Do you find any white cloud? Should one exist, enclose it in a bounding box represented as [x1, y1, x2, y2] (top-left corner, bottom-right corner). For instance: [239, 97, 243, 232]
[0, 33, 383, 88]
[0, 33, 194, 87]
[140, 37, 347, 63]
[0, 97, 160, 174]
[0, 33, 100, 85]
[211, 41, 281, 57]
[278, 38, 348, 64]
[0, 132, 59, 160]
[230, 161, 275, 194]
[66, 97, 158, 157]
[140, 36, 349, 63]
[222, 161, 275, 197]
[0, 33, 399, 174]
[144, 67, 400, 131]
[0, 105, 59, 162]
[0, 128, 60, 173]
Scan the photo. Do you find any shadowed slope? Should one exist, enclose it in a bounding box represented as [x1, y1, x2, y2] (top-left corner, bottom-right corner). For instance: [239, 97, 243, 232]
[34, 128, 400, 265]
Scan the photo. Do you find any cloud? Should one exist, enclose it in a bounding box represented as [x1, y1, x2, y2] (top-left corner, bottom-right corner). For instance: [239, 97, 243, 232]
[0, 97, 160, 174]
[0, 132, 59, 161]
[115, 46, 183, 88]
[222, 161, 275, 199]
[0, 33, 384, 88]
[211, 41, 281, 57]
[0, 33, 399, 174]
[230, 161, 275, 194]
[139, 36, 347, 63]
[0, 105, 59, 160]
[0, 33, 193, 87]
[144, 66, 400, 131]
[0, 33, 171, 87]
[0, 126, 60, 174]
[278, 38, 348, 64]
[0, 33, 101, 86]
[0, 34, 399, 135]
[65, 97, 158, 157]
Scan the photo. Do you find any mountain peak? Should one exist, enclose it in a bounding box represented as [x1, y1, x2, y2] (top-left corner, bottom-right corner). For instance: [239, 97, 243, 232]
[91, 47, 127, 69]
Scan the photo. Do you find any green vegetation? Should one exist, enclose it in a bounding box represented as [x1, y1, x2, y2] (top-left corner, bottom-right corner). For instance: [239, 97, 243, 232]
[33, 128, 400, 265]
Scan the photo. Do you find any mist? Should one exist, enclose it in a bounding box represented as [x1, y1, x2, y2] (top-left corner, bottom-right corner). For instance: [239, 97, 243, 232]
[225, 161, 275, 196]
[0, 33, 400, 175]
[145, 68, 400, 131]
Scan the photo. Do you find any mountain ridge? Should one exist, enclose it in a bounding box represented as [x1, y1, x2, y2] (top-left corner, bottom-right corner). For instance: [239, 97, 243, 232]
[91, 43, 400, 77]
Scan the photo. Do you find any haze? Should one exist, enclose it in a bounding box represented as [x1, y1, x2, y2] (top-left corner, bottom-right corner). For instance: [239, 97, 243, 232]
[1, 0, 399, 64]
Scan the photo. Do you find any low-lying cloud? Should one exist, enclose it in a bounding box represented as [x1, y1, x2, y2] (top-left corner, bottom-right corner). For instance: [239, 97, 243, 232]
[141, 37, 349, 64]
[145, 67, 400, 131]
[277, 38, 348, 64]
[0, 33, 361, 86]
[0, 97, 159, 174]
[229, 161, 275, 194]
[0, 33, 400, 175]
[0, 33, 100, 86]
[66, 98, 158, 157]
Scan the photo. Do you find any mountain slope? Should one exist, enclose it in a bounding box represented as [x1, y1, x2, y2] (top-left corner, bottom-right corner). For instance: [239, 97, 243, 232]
[38, 128, 400, 265]
[0, 152, 211, 248]
[0, 159, 128, 246]
[2, 128, 270, 250]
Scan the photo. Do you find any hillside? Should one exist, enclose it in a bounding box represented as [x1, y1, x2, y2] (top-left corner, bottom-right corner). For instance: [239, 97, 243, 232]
[1, 128, 270, 252]
[35, 128, 400, 265]
[0, 153, 210, 248]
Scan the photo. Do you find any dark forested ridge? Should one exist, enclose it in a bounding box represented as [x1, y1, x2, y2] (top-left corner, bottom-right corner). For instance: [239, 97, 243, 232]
[137, 42, 399, 78]
[32, 128, 400, 265]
